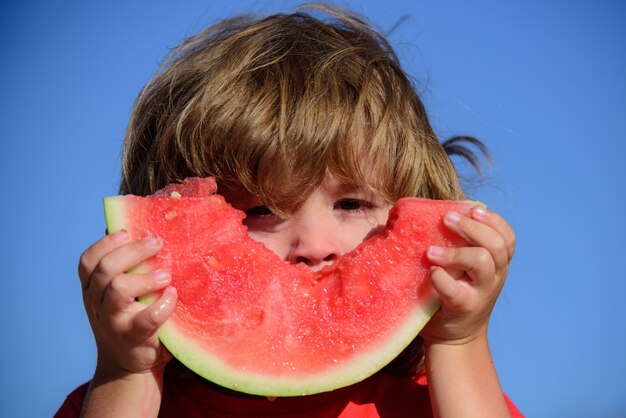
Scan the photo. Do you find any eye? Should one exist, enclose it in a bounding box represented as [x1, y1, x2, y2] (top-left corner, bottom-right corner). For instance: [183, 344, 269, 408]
[335, 199, 372, 212]
[245, 205, 274, 218]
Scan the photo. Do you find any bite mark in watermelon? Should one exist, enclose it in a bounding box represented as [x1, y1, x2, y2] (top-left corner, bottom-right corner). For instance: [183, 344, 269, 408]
[103, 177, 469, 397]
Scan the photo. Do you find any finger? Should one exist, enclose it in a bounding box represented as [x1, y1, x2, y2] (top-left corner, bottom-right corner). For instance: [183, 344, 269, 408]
[470, 206, 516, 261]
[102, 271, 171, 313]
[442, 211, 509, 272]
[78, 230, 130, 289]
[427, 246, 496, 287]
[429, 266, 473, 311]
[88, 235, 163, 305]
[131, 286, 178, 340]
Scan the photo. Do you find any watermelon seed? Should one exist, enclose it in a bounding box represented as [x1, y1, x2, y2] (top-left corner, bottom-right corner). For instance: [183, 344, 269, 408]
[205, 256, 220, 269]
[338, 342, 353, 354]
[242, 309, 264, 328]
[170, 191, 182, 199]
[165, 210, 178, 220]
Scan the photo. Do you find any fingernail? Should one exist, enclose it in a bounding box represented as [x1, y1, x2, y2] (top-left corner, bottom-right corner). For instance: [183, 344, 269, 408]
[114, 230, 129, 242]
[145, 235, 162, 247]
[161, 286, 177, 305]
[445, 211, 461, 224]
[428, 245, 445, 256]
[154, 270, 171, 286]
[473, 205, 487, 218]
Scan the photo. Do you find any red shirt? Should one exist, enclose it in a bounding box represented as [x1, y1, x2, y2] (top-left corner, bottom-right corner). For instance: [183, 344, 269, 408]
[56, 362, 523, 417]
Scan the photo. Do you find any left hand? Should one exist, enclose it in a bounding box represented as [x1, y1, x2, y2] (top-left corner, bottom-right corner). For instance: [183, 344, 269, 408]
[420, 204, 516, 345]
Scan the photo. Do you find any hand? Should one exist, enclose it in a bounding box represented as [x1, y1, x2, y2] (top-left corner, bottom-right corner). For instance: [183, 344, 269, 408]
[421, 205, 516, 345]
[78, 230, 178, 377]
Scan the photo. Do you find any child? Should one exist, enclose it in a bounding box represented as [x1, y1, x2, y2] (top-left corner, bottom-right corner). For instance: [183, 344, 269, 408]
[57, 4, 521, 417]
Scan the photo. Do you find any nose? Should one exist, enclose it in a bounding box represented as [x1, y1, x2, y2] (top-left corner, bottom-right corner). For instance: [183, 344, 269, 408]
[286, 212, 342, 270]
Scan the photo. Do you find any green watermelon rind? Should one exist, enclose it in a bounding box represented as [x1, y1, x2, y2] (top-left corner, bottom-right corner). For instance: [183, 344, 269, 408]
[104, 197, 153, 279]
[104, 196, 159, 276]
[104, 197, 127, 241]
[102, 194, 442, 397]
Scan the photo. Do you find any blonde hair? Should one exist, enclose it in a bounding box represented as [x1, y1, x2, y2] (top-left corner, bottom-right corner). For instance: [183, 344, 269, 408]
[120, 4, 473, 216]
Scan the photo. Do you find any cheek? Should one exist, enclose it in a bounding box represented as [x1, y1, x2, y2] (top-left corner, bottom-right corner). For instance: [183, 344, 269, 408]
[340, 216, 389, 252]
[348, 225, 377, 247]
[338, 229, 367, 254]
[247, 230, 289, 259]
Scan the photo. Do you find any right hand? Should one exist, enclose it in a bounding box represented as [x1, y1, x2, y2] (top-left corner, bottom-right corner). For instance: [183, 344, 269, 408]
[78, 230, 178, 378]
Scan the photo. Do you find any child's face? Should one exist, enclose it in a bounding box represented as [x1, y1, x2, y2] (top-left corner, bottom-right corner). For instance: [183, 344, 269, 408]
[222, 174, 392, 271]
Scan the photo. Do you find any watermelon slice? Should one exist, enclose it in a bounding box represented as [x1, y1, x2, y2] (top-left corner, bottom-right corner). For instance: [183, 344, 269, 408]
[103, 177, 468, 397]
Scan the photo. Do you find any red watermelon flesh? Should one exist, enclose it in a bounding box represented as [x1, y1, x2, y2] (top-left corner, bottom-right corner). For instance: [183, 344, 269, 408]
[103, 177, 469, 396]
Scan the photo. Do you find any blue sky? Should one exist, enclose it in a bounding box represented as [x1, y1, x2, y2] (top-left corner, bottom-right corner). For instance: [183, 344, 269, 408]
[1, 1, 625, 417]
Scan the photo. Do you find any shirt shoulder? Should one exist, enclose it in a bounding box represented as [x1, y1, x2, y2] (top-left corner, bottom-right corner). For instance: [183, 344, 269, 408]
[53, 382, 89, 418]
